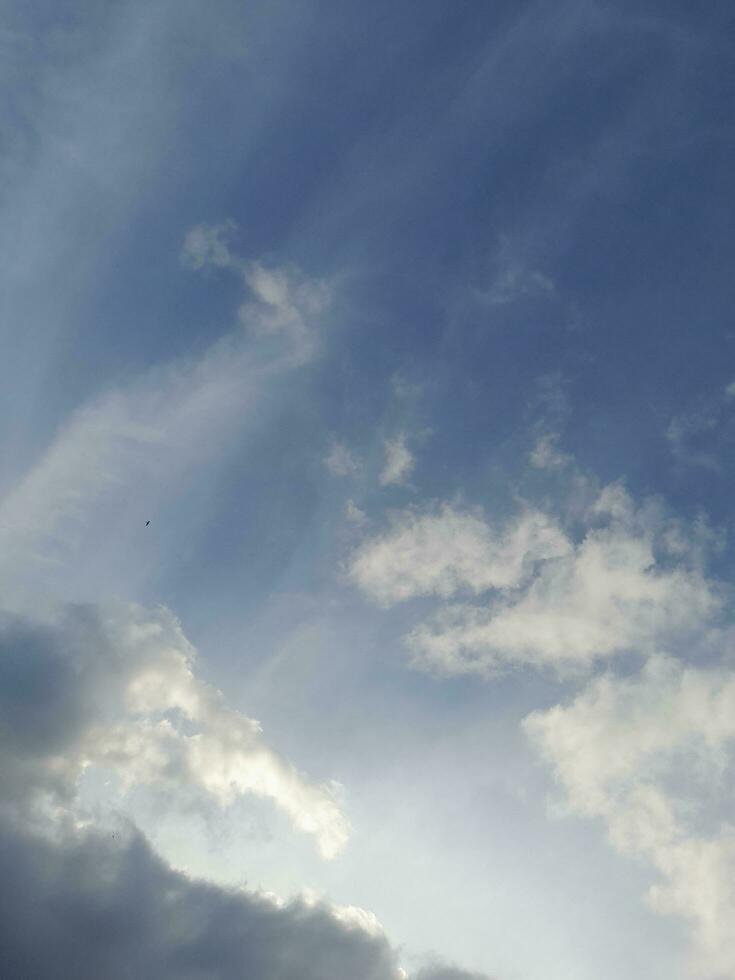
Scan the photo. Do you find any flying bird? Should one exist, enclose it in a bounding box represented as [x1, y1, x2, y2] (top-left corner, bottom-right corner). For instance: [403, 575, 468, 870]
[145, 521, 150, 526]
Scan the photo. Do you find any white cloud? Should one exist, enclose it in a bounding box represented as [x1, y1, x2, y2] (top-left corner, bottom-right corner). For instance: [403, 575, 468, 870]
[379, 434, 415, 487]
[409, 518, 717, 676]
[0, 597, 494, 980]
[239, 261, 331, 360]
[352, 485, 722, 676]
[0, 602, 349, 860]
[524, 656, 735, 976]
[326, 441, 361, 478]
[349, 504, 570, 607]
[181, 223, 331, 364]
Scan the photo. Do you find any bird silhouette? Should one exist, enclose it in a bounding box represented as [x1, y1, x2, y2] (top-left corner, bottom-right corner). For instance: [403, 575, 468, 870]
[145, 521, 150, 526]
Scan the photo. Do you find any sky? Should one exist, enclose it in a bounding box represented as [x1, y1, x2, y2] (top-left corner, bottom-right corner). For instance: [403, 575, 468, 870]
[2, 1, 735, 978]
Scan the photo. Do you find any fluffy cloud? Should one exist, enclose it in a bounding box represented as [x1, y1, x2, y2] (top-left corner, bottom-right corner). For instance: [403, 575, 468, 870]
[409, 519, 717, 675]
[351, 487, 721, 675]
[0, 605, 496, 979]
[524, 656, 735, 977]
[0, 602, 349, 858]
[379, 434, 415, 487]
[349, 504, 569, 607]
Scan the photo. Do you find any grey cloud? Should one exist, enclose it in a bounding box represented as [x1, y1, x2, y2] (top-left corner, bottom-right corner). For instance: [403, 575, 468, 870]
[416, 967, 495, 980]
[0, 819, 400, 980]
[0, 602, 349, 856]
[0, 602, 495, 980]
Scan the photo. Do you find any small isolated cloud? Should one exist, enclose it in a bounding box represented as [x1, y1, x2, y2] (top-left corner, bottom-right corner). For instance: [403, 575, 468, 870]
[345, 499, 367, 526]
[666, 379, 735, 472]
[351, 485, 722, 676]
[379, 434, 415, 487]
[666, 412, 721, 472]
[524, 656, 735, 977]
[181, 223, 331, 364]
[476, 238, 555, 307]
[239, 262, 331, 355]
[529, 431, 568, 470]
[325, 441, 361, 478]
[180, 220, 237, 270]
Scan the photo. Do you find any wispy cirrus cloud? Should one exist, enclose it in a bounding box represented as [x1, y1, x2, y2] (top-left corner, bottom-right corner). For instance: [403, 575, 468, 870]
[182, 222, 331, 363]
[325, 440, 361, 478]
[0, 224, 332, 603]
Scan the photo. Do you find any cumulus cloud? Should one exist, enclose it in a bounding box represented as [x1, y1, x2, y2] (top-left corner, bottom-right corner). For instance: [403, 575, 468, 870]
[0, 606, 496, 979]
[524, 656, 735, 976]
[379, 434, 415, 487]
[349, 504, 569, 607]
[0, 602, 349, 858]
[351, 485, 722, 675]
[409, 518, 718, 676]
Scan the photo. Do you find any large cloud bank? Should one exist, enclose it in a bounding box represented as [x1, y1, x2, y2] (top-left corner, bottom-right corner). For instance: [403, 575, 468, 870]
[350, 476, 735, 975]
[0, 600, 492, 980]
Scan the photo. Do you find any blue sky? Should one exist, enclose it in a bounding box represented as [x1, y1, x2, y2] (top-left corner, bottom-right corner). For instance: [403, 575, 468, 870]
[2, 2, 735, 978]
